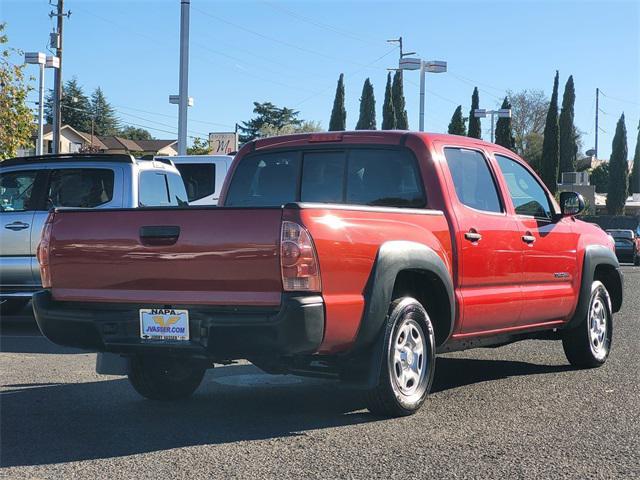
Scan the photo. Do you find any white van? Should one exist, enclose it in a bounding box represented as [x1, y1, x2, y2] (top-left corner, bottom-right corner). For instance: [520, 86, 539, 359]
[156, 155, 234, 205]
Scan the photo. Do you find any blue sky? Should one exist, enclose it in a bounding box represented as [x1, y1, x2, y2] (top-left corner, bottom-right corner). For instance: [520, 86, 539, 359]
[3, 0, 639, 159]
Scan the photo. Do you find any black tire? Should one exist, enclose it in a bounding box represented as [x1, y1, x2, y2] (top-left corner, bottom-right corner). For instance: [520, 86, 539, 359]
[562, 280, 612, 368]
[0, 298, 30, 316]
[634, 251, 639, 266]
[365, 297, 436, 417]
[127, 355, 206, 400]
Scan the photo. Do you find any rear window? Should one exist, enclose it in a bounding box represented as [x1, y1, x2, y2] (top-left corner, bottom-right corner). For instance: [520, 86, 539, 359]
[175, 163, 216, 202]
[47, 168, 114, 208]
[139, 171, 188, 207]
[225, 148, 425, 208]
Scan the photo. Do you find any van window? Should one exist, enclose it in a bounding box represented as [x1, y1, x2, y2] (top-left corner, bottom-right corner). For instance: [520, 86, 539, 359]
[225, 148, 425, 208]
[47, 168, 115, 208]
[444, 148, 502, 213]
[175, 163, 216, 202]
[0, 170, 38, 211]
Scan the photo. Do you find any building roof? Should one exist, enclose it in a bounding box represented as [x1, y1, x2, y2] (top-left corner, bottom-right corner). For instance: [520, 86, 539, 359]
[36, 124, 176, 154]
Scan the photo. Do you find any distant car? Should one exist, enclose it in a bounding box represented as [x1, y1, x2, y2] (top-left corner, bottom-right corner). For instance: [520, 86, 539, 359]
[154, 155, 234, 205]
[0, 153, 188, 315]
[606, 229, 640, 265]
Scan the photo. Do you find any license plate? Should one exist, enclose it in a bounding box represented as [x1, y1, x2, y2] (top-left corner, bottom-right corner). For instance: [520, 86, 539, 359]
[140, 308, 190, 341]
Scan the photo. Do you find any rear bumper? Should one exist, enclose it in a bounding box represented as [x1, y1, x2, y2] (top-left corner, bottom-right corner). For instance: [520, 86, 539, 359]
[32, 290, 325, 359]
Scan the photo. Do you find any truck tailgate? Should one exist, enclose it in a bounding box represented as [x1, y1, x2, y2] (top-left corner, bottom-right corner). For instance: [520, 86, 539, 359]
[47, 208, 283, 305]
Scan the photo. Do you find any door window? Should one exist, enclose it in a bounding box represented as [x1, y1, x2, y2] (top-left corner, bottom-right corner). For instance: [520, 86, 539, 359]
[495, 155, 553, 219]
[139, 171, 171, 207]
[166, 172, 189, 206]
[444, 148, 502, 213]
[47, 168, 115, 208]
[0, 170, 38, 212]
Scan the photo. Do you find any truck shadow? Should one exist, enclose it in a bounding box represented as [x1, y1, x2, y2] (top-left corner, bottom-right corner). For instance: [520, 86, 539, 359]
[1, 357, 573, 467]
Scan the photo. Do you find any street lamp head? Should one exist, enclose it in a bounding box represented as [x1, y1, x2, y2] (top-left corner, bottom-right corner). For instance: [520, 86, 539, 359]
[399, 57, 422, 71]
[25, 52, 46, 65]
[425, 60, 447, 73]
[45, 56, 60, 69]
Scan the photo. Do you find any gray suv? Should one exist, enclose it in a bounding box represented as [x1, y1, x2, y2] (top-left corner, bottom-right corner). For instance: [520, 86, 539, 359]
[0, 153, 188, 315]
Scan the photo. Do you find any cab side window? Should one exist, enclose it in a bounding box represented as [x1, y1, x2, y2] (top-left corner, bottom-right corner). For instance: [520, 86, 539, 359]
[47, 168, 115, 209]
[495, 155, 553, 219]
[444, 148, 502, 213]
[0, 170, 38, 212]
[139, 171, 188, 207]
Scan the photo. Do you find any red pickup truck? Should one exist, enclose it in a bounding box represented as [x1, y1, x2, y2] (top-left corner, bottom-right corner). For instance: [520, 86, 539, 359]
[33, 131, 623, 417]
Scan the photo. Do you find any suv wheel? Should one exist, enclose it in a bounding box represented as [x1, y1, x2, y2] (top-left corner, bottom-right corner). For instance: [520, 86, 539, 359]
[365, 297, 436, 417]
[128, 355, 206, 400]
[634, 250, 639, 266]
[562, 280, 612, 368]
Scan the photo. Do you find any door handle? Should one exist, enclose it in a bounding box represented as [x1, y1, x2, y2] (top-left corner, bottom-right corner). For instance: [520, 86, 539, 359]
[139, 225, 180, 246]
[4, 221, 30, 231]
[522, 233, 536, 244]
[464, 230, 482, 242]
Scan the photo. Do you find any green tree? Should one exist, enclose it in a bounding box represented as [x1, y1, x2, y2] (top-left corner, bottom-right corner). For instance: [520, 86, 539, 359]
[590, 163, 609, 194]
[467, 87, 481, 139]
[187, 137, 210, 155]
[494, 97, 515, 150]
[355, 78, 376, 130]
[540, 71, 560, 193]
[558, 75, 577, 182]
[447, 105, 466, 135]
[45, 77, 92, 132]
[239, 101, 302, 143]
[630, 120, 640, 194]
[119, 125, 153, 140]
[0, 23, 34, 159]
[328, 73, 346, 131]
[382, 72, 396, 130]
[606, 113, 628, 215]
[91, 87, 119, 136]
[507, 89, 549, 164]
[258, 120, 322, 138]
[391, 71, 408, 129]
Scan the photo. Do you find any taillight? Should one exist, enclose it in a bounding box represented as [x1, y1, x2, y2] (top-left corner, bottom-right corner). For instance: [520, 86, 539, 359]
[280, 221, 321, 292]
[37, 212, 55, 289]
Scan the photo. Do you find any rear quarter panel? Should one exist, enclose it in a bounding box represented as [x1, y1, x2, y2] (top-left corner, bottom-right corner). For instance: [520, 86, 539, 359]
[286, 206, 452, 354]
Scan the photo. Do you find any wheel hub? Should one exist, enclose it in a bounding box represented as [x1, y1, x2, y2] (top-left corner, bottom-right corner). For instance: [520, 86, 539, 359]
[392, 318, 427, 396]
[588, 296, 609, 360]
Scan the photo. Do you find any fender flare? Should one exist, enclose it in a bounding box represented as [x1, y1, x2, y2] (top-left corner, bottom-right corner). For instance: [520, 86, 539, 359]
[567, 245, 623, 330]
[353, 240, 455, 352]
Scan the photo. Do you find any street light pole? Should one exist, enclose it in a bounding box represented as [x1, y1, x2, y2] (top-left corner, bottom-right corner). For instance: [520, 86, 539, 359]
[25, 53, 46, 155]
[399, 57, 447, 132]
[473, 108, 511, 143]
[177, 0, 190, 155]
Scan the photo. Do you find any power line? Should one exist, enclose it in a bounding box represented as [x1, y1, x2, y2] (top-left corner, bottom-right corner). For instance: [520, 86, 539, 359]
[600, 90, 640, 107]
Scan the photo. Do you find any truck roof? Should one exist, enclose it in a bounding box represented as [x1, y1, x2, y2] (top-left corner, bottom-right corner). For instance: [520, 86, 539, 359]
[0, 153, 135, 168]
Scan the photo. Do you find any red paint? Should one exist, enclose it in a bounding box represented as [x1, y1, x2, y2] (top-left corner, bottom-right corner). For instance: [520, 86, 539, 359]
[44, 131, 614, 354]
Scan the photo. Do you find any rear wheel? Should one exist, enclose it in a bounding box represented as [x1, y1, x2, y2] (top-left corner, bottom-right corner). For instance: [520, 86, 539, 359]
[634, 251, 639, 266]
[562, 281, 612, 368]
[128, 355, 206, 400]
[365, 297, 436, 417]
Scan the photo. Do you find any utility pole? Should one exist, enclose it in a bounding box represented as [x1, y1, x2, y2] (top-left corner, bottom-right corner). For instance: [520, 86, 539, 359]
[50, 0, 70, 154]
[177, 0, 190, 155]
[595, 87, 599, 158]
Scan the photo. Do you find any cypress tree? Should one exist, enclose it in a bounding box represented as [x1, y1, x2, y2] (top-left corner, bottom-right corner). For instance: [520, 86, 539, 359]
[382, 72, 396, 130]
[91, 87, 119, 136]
[391, 71, 408, 129]
[558, 75, 577, 182]
[541, 71, 560, 193]
[467, 87, 481, 139]
[606, 113, 628, 215]
[356, 78, 376, 130]
[447, 105, 466, 136]
[494, 97, 515, 150]
[630, 120, 640, 195]
[328, 73, 346, 131]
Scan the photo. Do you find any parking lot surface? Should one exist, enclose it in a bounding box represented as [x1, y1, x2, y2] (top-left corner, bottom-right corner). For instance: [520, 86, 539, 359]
[1, 265, 638, 479]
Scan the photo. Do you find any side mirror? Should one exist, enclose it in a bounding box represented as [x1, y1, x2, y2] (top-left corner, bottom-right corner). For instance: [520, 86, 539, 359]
[559, 191, 585, 217]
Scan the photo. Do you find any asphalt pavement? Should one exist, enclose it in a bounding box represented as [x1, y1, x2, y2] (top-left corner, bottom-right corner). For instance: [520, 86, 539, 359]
[1, 265, 638, 479]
